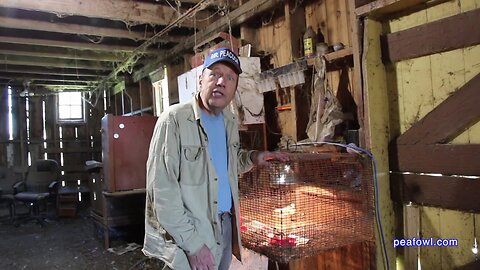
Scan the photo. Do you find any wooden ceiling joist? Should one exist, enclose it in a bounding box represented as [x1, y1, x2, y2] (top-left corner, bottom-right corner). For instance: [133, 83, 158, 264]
[0, 65, 108, 77]
[0, 55, 112, 70]
[0, 15, 185, 43]
[0, 35, 160, 53]
[0, 73, 97, 83]
[0, 44, 126, 62]
[0, 0, 212, 28]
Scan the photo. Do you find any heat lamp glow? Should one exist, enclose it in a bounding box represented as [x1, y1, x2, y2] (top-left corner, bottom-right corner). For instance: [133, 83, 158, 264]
[239, 152, 374, 263]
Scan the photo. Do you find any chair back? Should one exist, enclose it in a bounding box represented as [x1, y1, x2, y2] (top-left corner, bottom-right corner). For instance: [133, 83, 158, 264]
[0, 166, 17, 194]
[26, 159, 60, 192]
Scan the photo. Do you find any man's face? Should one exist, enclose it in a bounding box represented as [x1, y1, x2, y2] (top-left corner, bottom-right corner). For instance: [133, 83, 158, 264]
[199, 62, 239, 115]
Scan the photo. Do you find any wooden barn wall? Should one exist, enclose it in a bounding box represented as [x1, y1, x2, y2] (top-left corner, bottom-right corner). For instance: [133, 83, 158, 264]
[254, 0, 357, 143]
[384, 0, 480, 269]
[0, 86, 9, 166]
[250, 1, 375, 269]
[0, 86, 27, 181]
[0, 88, 104, 192]
[362, 18, 395, 270]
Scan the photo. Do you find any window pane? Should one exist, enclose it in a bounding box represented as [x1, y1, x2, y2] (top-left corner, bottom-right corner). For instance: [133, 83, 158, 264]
[58, 92, 84, 121]
[70, 106, 83, 118]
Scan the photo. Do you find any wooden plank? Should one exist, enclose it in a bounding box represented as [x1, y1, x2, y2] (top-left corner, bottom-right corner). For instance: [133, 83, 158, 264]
[139, 79, 153, 115]
[457, 260, 480, 270]
[348, 0, 366, 146]
[0, 65, 108, 77]
[0, 35, 160, 53]
[356, 0, 427, 16]
[397, 73, 480, 145]
[393, 144, 480, 175]
[394, 174, 480, 211]
[0, 73, 97, 83]
[0, 55, 111, 70]
[286, 0, 306, 60]
[0, 0, 211, 28]
[0, 43, 124, 62]
[419, 206, 442, 270]
[363, 18, 392, 269]
[403, 204, 420, 270]
[0, 16, 174, 42]
[383, 8, 480, 62]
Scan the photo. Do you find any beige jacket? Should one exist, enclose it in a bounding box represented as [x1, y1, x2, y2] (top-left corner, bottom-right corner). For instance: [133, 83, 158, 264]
[143, 96, 254, 270]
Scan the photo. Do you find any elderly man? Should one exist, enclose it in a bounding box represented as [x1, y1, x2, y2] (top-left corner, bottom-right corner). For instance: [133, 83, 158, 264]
[143, 48, 287, 270]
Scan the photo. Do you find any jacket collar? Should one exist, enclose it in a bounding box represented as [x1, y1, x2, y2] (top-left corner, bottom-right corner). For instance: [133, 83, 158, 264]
[189, 93, 236, 124]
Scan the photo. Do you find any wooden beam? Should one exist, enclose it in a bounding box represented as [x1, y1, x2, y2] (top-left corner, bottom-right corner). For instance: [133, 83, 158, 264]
[397, 73, 480, 145]
[348, 0, 366, 147]
[457, 260, 480, 270]
[382, 8, 480, 62]
[355, 0, 427, 17]
[392, 144, 480, 176]
[0, 0, 212, 28]
[133, 0, 282, 81]
[0, 35, 160, 53]
[0, 73, 97, 83]
[0, 15, 149, 42]
[0, 55, 111, 70]
[172, 0, 238, 8]
[0, 65, 108, 77]
[391, 173, 480, 212]
[0, 43, 125, 62]
[32, 81, 90, 86]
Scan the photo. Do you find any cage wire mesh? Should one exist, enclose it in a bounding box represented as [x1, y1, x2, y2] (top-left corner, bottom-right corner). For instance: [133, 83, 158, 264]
[239, 152, 374, 263]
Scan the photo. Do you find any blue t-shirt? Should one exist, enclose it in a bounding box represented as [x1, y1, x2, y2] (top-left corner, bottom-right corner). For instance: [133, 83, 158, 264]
[200, 110, 231, 213]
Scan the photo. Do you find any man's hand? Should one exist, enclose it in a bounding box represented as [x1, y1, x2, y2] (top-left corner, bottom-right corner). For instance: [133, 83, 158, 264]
[187, 244, 215, 270]
[251, 151, 289, 166]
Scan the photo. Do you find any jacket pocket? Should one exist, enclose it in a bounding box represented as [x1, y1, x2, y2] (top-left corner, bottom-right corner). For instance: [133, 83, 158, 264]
[180, 145, 206, 185]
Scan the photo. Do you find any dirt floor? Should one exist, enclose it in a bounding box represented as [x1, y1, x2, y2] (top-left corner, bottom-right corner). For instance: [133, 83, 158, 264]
[0, 204, 165, 270]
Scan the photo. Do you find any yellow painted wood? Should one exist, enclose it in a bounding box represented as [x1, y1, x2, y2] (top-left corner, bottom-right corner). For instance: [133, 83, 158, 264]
[393, 62, 407, 135]
[426, 0, 460, 21]
[463, 45, 480, 144]
[403, 205, 420, 270]
[430, 49, 465, 108]
[459, 0, 480, 11]
[387, 7, 427, 31]
[401, 56, 434, 130]
[439, 209, 475, 269]
[363, 18, 396, 270]
[419, 206, 441, 269]
[384, 1, 480, 269]
[430, 48, 468, 144]
[440, 209, 474, 238]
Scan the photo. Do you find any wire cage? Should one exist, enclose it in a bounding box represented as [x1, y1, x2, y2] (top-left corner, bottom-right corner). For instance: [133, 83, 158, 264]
[239, 152, 374, 263]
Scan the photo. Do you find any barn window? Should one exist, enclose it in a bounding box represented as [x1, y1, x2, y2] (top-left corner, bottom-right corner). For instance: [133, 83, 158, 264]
[57, 91, 85, 123]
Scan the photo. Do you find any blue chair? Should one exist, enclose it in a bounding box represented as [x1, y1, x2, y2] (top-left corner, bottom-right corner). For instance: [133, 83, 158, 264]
[13, 159, 60, 227]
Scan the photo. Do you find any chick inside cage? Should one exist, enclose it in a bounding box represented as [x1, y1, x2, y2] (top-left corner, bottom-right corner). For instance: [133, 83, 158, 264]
[239, 152, 374, 263]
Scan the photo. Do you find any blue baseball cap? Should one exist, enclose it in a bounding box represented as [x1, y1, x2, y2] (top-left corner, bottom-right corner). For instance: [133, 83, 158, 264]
[203, 48, 242, 74]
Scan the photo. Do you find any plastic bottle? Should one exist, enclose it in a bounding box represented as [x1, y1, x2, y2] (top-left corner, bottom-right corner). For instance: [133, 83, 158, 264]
[303, 26, 317, 58]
